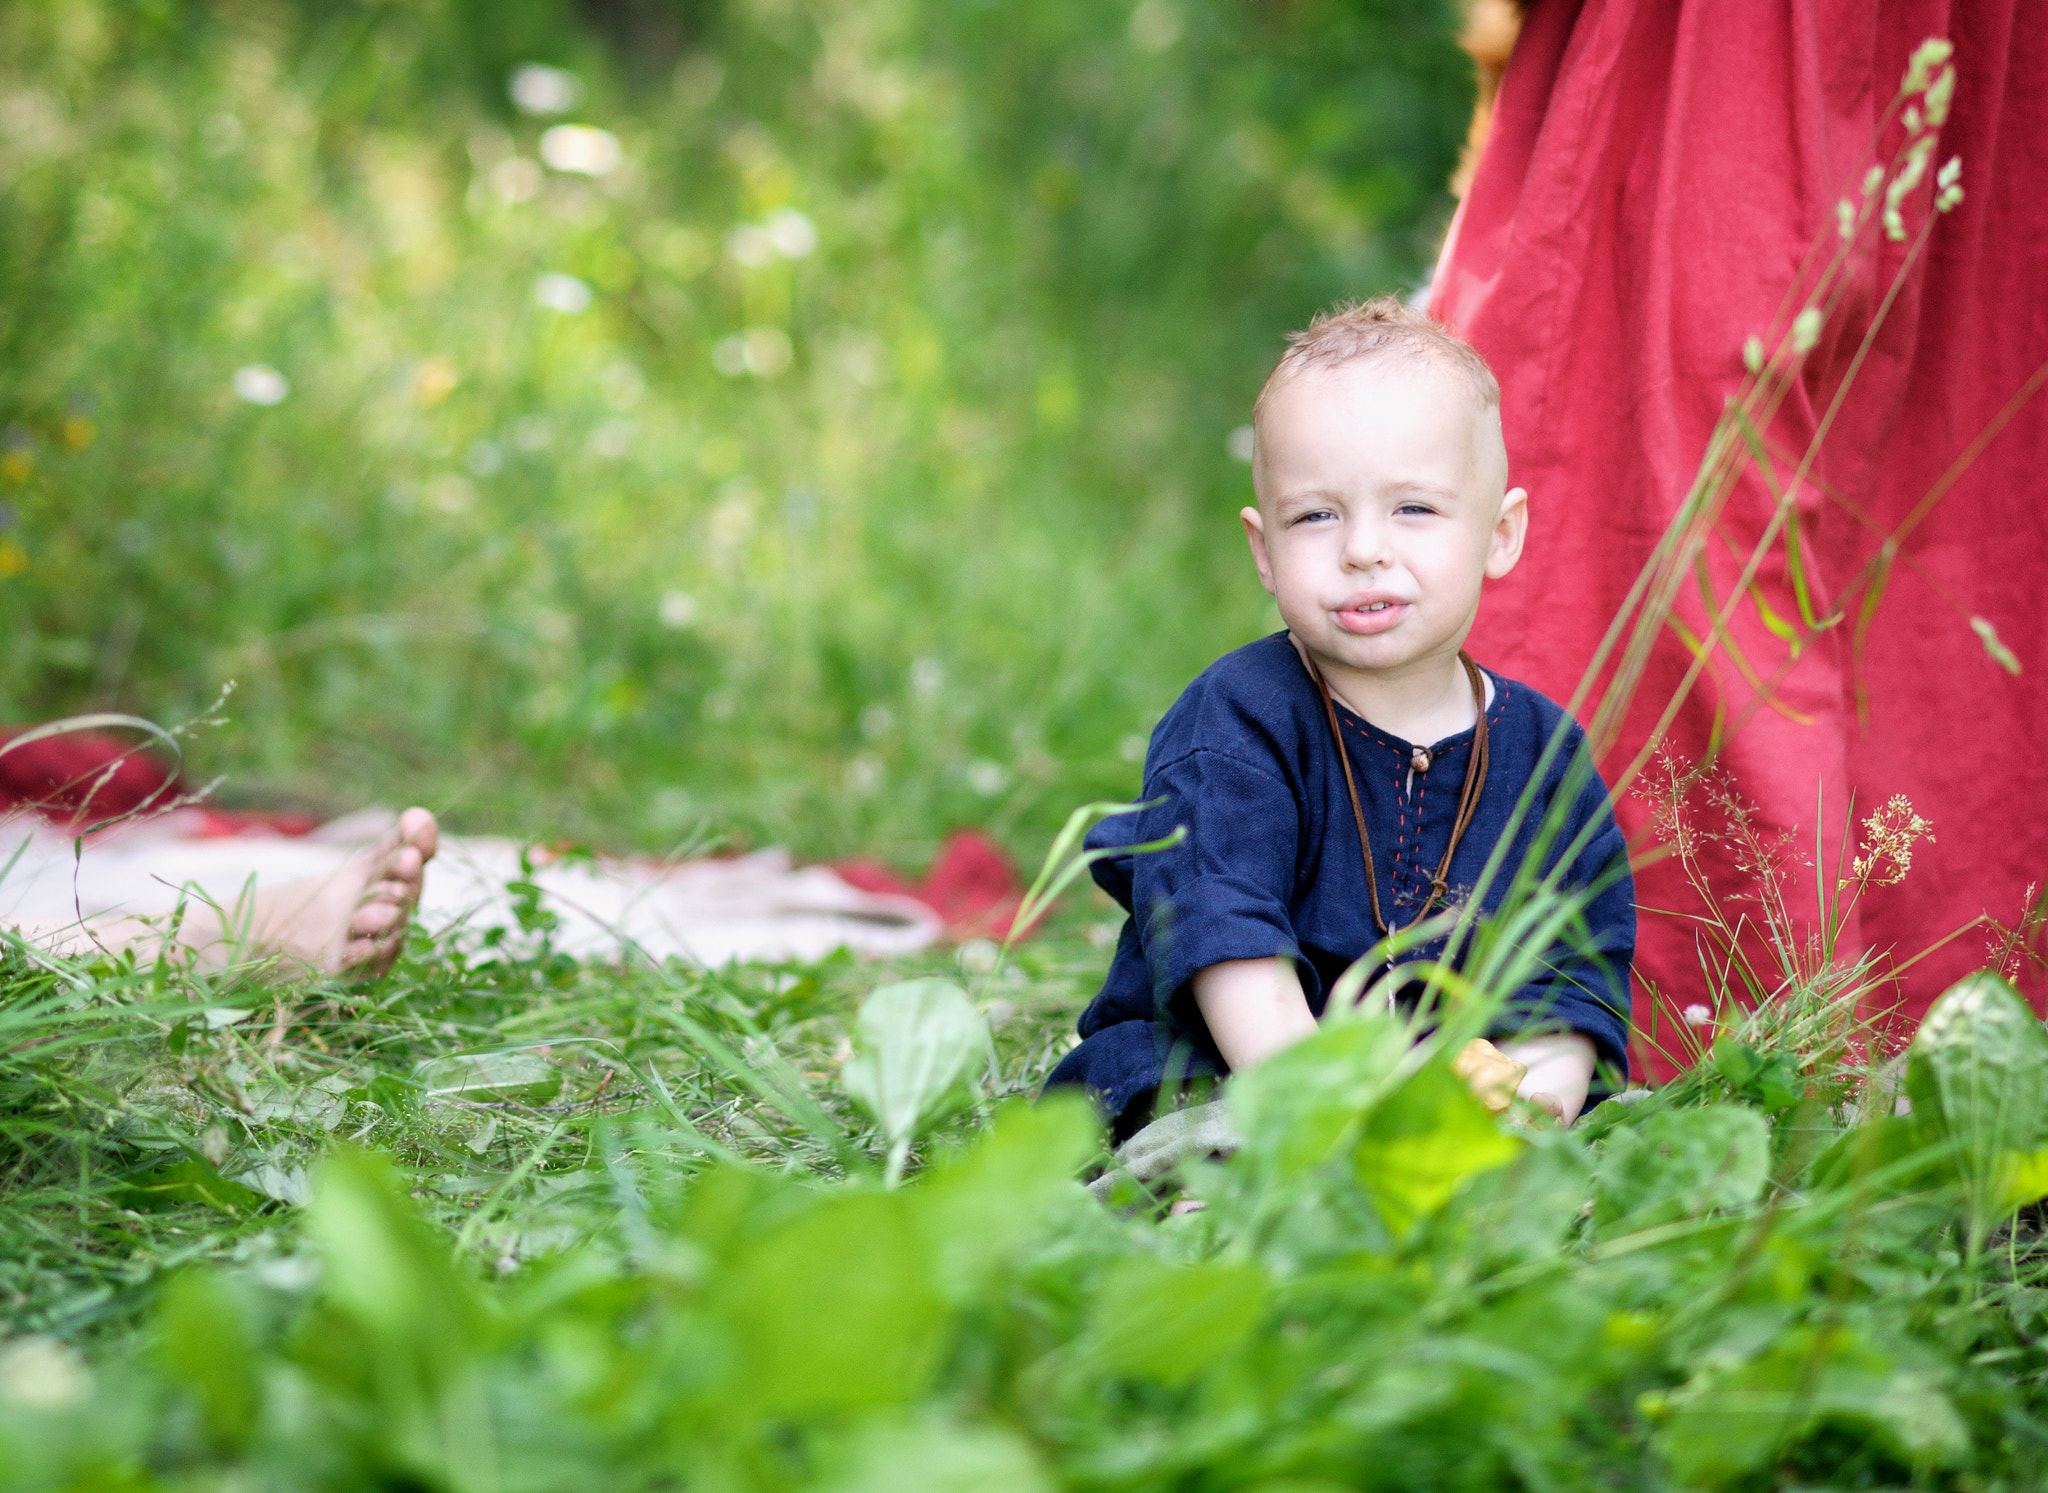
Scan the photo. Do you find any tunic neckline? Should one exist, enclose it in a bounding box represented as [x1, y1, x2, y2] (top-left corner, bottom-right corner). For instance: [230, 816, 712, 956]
[1282, 639, 1509, 756]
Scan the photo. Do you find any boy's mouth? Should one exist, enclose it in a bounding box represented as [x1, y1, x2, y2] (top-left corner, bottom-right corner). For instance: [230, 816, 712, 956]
[1333, 597, 1411, 636]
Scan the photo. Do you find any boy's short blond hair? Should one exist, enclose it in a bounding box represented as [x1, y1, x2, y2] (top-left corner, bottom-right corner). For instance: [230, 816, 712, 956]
[1252, 296, 1501, 442]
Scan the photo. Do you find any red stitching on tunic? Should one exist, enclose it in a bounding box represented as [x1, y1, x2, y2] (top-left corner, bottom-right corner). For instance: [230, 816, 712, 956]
[1409, 760, 1429, 908]
[1344, 713, 1408, 763]
[1342, 680, 1503, 912]
[1392, 763, 1409, 904]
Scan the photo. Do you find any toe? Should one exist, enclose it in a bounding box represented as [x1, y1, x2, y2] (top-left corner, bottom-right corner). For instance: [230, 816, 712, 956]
[348, 900, 404, 937]
[340, 935, 401, 980]
[397, 807, 439, 860]
[384, 845, 424, 885]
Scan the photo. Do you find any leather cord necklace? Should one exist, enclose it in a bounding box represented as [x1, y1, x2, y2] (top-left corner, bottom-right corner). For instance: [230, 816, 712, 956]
[1299, 645, 1492, 938]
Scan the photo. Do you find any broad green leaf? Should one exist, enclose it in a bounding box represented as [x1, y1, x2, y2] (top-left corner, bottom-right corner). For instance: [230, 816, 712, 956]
[1081, 1258, 1267, 1385]
[1656, 1323, 1967, 1483]
[1711, 1037, 1803, 1111]
[1350, 1061, 1520, 1237]
[1805, 1111, 1953, 1199]
[1230, 1010, 1413, 1180]
[915, 1094, 1097, 1300]
[1593, 1104, 1769, 1231]
[305, 1149, 481, 1354]
[842, 979, 988, 1179]
[1995, 1145, 2048, 1212]
[154, 1273, 259, 1448]
[115, 1157, 265, 1217]
[1461, 1129, 1596, 1265]
[1907, 972, 2048, 1184]
[717, 1189, 947, 1417]
[415, 1049, 562, 1101]
[676, 1163, 808, 1264]
[823, 1417, 1052, 1493]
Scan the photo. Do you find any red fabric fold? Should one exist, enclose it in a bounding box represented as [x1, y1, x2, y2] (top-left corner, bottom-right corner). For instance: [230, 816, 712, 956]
[1433, 0, 2047, 1075]
[832, 830, 1023, 942]
[0, 728, 178, 826]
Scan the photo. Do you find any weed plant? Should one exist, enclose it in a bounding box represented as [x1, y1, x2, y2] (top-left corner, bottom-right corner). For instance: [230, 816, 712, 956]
[6, 792, 2048, 1491]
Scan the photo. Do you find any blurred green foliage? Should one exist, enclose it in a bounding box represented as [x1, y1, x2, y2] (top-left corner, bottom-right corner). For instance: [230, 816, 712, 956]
[9, 931, 2048, 1491]
[0, 0, 1469, 857]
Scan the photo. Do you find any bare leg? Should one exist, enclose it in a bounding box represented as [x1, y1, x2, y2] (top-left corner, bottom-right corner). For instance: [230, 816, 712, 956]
[8, 808, 439, 980]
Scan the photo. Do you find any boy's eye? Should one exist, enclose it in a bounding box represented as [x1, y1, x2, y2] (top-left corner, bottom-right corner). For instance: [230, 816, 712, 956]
[1289, 508, 1336, 526]
[1394, 502, 1438, 517]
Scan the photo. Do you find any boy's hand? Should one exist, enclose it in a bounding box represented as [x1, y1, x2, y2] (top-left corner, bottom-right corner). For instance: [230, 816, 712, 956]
[1452, 1038, 1526, 1113]
[1498, 1033, 1597, 1124]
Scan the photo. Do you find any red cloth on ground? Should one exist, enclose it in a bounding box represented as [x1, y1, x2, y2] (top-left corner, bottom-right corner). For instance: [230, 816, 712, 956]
[0, 726, 1025, 940]
[0, 729, 178, 825]
[0, 729, 317, 836]
[1431, 1, 2047, 1076]
[832, 830, 1023, 941]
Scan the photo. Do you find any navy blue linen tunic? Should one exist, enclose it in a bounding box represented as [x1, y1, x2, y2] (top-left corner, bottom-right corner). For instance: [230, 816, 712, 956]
[1044, 632, 1634, 1127]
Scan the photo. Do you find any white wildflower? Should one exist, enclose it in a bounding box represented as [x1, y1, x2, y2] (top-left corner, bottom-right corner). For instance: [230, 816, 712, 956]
[509, 64, 582, 117]
[232, 364, 289, 406]
[539, 124, 621, 177]
[763, 207, 818, 258]
[533, 273, 592, 313]
[1128, 0, 1183, 52]
[658, 590, 698, 629]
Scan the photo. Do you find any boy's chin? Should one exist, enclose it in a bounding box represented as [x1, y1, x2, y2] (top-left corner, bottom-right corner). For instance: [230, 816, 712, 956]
[1296, 623, 1459, 677]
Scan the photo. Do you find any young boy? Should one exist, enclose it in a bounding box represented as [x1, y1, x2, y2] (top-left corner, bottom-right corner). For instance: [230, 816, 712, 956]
[1046, 298, 1633, 1136]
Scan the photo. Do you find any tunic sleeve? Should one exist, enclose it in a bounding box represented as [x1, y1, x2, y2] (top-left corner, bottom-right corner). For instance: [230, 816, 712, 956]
[1129, 746, 1309, 1013]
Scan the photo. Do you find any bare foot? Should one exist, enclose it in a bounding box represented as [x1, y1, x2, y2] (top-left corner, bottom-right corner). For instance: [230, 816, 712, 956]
[3, 808, 439, 979]
[329, 807, 439, 977]
[247, 807, 440, 978]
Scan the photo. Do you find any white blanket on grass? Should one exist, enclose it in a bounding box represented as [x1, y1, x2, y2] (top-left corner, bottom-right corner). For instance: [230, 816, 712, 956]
[0, 808, 941, 967]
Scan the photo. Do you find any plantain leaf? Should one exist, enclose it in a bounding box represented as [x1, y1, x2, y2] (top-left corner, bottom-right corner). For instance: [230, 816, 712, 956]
[842, 979, 988, 1183]
[715, 1188, 948, 1418]
[1352, 1060, 1520, 1238]
[1080, 1258, 1268, 1385]
[1593, 1105, 1769, 1232]
[415, 1049, 562, 1102]
[1907, 971, 2048, 1230]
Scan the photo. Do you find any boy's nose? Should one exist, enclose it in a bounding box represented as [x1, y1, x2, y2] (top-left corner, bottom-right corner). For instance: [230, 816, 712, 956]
[1341, 521, 1390, 570]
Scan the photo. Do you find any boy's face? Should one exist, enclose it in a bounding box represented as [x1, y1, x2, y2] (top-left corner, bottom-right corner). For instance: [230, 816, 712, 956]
[1242, 357, 1527, 683]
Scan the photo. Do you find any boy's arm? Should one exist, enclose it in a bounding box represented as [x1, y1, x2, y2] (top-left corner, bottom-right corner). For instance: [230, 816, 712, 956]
[1191, 957, 1319, 1071]
[1194, 960, 1596, 1120]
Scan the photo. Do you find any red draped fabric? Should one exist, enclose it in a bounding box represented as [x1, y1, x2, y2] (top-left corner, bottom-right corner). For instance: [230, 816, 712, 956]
[1431, 0, 2048, 1076]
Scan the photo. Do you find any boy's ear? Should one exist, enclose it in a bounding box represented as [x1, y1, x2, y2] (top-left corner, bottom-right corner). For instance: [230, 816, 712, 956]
[1485, 486, 1529, 580]
[1240, 505, 1278, 595]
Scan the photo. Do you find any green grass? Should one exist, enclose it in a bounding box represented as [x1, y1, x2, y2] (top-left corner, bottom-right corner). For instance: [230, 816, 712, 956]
[0, 888, 1117, 1339]
[7, 865, 2048, 1490]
